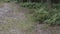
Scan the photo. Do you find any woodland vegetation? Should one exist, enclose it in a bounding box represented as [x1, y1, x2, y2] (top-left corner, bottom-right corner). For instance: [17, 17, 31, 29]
[1, 0, 60, 26]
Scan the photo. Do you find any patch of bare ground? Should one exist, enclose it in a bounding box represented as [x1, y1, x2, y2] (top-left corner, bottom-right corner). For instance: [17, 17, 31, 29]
[0, 3, 35, 34]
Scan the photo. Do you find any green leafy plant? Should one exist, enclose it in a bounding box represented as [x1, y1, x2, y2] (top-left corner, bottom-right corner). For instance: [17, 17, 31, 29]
[20, 2, 42, 9]
[20, 2, 60, 26]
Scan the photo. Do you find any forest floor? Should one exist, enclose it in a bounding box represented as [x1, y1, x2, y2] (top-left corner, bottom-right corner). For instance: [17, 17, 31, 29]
[0, 3, 35, 34]
[0, 2, 60, 34]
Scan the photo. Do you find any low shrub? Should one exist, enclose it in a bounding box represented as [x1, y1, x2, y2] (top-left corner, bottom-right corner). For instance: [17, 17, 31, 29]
[20, 2, 60, 25]
[20, 2, 44, 9]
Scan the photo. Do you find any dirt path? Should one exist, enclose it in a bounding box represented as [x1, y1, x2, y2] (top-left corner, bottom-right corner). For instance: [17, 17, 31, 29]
[0, 3, 28, 34]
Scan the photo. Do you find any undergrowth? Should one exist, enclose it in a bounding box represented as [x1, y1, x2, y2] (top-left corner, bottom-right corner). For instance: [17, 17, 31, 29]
[20, 2, 60, 26]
